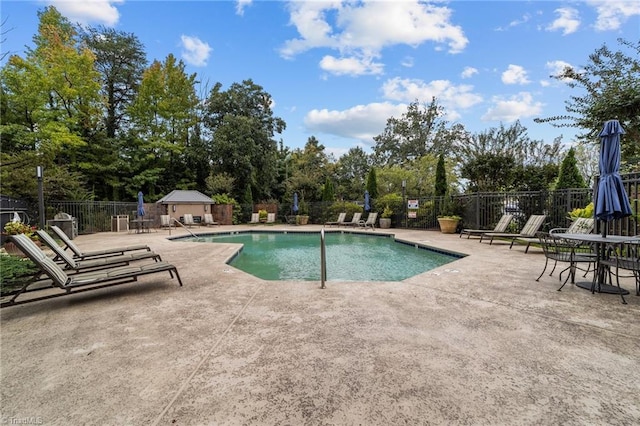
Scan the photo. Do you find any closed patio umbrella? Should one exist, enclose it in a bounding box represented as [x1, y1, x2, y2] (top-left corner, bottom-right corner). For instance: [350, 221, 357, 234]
[364, 190, 370, 212]
[293, 192, 299, 214]
[595, 120, 632, 237]
[137, 191, 146, 218]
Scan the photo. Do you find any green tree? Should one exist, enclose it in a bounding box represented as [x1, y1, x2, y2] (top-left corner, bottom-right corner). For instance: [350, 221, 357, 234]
[204, 79, 285, 201]
[322, 177, 335, 202]
[535, 38, 639, 169]
[288, 136, 329, 203]
[0, 6, 101, 201]
[334, 146, 371, 200]
[127, 54, 199, 197]
[81, 26, 147, 139]
[458, 122, 562, 192]
[373, 98, 464, 166]
[556, 148, 586, 189]
[434, 153, 447, 196]
[365, 167, 378, 199]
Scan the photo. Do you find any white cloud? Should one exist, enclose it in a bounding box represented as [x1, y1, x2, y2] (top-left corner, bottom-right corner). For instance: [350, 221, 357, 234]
[496, 13, 531, 31]
[304, 102, 407, 142]
[546, 7, 581, 35]
[587, 0, 640, 31]
[319, 55, 384, 76]
[401, 56, 414, 68]
[236, 0, 252, 16]
[482, 92, 543, 122]
[180, 35, 212, 67]
[501, 65, 530, 85]
[382, 77, 482, 110]
[281, 0, 468, 76]
[461, 66, 478, 79]
[46, 0, 122, 26]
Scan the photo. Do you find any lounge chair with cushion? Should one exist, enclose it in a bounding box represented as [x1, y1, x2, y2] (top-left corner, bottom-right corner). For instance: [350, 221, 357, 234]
[460, 214, 513, 239]
[359, 212, 378, 230]
[266, 213, 276, 224]
[249, 213, 260, 224]
[550, 217, 595, 236]
[343, 212, 362, 227]
[517, 218, 593, 254]
[324, 212, 346, 227]
[203, 213, 219, 226]
[160, 215, 174, 229]
[3, 234, 182, 308]
[50, 225, 150, 260]
[183, 213, 196, 228]
[37, 230, 162, 273]
[479, 214, 547, 250]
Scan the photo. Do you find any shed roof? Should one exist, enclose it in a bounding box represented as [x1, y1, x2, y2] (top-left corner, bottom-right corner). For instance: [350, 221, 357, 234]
[156, 190, 213, 204]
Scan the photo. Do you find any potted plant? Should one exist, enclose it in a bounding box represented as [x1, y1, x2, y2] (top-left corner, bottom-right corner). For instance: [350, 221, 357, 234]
[2, 222, 39, 256]
[296, 200, 309, 225]
[379, 205, 393, 229]
[437, 193, 461, 234]
[258, 209, 268, 223]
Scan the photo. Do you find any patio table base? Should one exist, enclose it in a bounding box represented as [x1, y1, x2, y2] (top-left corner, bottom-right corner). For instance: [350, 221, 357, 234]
[575, 281, 630, 295]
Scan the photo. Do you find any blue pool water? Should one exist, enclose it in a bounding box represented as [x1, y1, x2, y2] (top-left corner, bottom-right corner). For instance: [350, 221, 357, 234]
[187, 231, 462, 281]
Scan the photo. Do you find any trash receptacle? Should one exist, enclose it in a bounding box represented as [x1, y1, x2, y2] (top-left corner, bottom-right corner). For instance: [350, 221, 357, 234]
[111, 215, 129, 232]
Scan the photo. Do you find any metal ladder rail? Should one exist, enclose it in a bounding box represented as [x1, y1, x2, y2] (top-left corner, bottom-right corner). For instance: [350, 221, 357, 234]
[320, 229, 327, 289]
[168, 217, 201, 240]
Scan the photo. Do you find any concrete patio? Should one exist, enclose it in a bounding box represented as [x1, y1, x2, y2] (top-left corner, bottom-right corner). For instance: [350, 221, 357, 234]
[1, 225, 639, 425]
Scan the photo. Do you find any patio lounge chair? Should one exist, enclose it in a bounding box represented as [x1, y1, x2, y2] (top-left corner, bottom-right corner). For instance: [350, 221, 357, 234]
[460, 214, 513, 239]
[324, 212, 346, 227]
[550, 217, 595, 236]
[343, 212, 362, 227]
[517, 218, 594, 254]
[249, 213, 260, 224]
[160, 215, 174, 229]
[359, 212, 378, 230]
[266, 213, 276, 224]
[203, 213, 219, 226]
[37, 230, 162, 273]
[2, 234, 182, 308]
[183, 213, 196, 228]
[479, 214, 547, 249]
[50, 225, 150, 260]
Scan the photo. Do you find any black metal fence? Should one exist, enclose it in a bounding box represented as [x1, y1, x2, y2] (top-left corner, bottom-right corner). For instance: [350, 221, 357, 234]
[13, 172, 637, 236]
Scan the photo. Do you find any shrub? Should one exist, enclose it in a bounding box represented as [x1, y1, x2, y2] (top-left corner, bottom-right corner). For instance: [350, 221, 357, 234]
[0, 251, 39, 295]
[568, 202, 594, 220]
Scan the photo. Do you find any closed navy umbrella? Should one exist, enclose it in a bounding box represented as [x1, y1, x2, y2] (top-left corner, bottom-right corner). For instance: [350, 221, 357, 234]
[293, 192, 299, 214]
[137, 191, 146, 217]
[364, 190, 370, 212]
[595, 120, 632, 237]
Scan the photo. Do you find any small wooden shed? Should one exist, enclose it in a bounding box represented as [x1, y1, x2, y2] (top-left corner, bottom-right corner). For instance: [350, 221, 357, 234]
[156, 190, 214, 225]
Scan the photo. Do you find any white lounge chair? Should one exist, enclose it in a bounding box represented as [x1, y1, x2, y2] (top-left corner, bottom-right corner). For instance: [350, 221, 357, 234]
[183, 214, 196, 228]
[325, 212, 346, 227]
[343, 212, 362, 227]
[203, 213, 219, 226]
[358, 212, 378, 230]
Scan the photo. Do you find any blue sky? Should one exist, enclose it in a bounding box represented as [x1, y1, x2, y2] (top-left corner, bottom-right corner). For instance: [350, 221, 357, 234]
[2, 1, 639, 158]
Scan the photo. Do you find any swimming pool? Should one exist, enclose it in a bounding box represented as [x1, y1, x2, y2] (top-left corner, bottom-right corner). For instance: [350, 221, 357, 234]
[182, 231, 463, 281]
